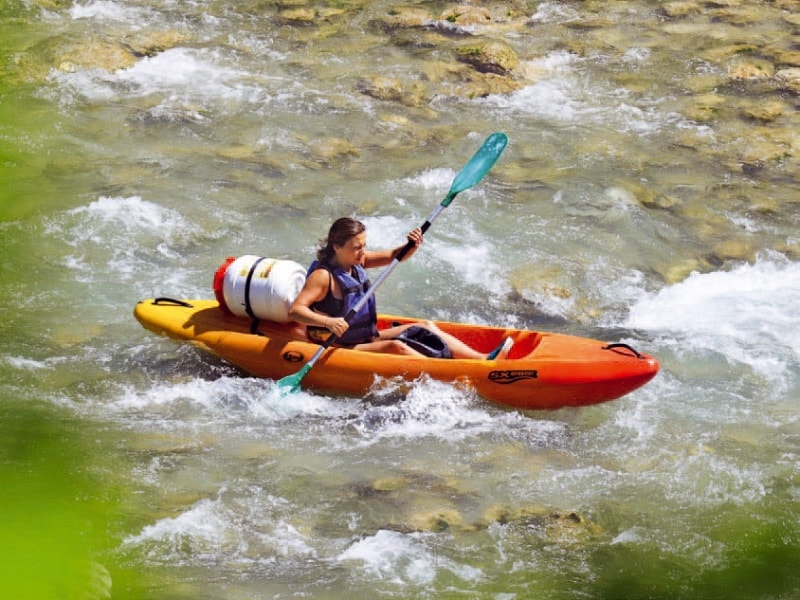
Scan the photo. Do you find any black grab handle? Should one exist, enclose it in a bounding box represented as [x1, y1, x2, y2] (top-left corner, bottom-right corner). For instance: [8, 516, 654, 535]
[152, 297, 194, 308]
[602, 343, 644, 359]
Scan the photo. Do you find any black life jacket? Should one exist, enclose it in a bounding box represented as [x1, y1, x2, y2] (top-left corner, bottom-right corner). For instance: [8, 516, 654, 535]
[307, 260, 378, 346]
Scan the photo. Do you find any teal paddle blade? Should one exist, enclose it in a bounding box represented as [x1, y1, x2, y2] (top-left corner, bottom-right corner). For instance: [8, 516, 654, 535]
[445, 132, 508, 203]
[277, 363, 311, 392]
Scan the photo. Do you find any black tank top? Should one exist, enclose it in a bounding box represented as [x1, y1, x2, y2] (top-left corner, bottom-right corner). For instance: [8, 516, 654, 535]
[311, 270, 343, 316]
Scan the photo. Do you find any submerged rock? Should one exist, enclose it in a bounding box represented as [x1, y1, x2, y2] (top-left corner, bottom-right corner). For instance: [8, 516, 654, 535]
[355, 75, 428, 107]
[742, 99, 787, 123]
[480, 503, 603, 543]
[709, 239, 756, 264]
[122, 30, 190, 57]
[727, 59, 775, 81]
[55, 29, 189, 73]
[311, 137, 360, 166]
[439, 6, 492, 27]
[654, 259, 703, 285]
[372, 6, 434, 31]
[56, 38, 138, 72]
[776, 67, 800, 94]
[455, 40, 519, 75]
[683, 93, 728, 123]
[277, 7, 317, 24]
[408, 507, 465, 532]
[659, 1, 702, 18]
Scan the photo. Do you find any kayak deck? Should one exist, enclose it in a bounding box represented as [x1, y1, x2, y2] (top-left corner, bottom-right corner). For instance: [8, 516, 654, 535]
[134, 298, 659, 410]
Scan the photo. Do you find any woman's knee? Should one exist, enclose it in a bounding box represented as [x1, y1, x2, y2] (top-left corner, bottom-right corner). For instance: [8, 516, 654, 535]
[363, 339, 419, 355]
[417, 320, 439, 332]
[387, 339, 418, 355]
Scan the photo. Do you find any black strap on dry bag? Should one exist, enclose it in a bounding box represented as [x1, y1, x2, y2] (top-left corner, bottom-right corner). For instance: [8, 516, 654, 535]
[243, 257, 267, 334]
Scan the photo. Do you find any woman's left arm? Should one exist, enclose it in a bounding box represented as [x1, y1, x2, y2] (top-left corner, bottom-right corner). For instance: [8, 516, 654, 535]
[364, 228, 423, 268]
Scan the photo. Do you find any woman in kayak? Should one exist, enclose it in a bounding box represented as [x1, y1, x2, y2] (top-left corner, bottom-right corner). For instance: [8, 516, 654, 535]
[289, 217, 512, 359]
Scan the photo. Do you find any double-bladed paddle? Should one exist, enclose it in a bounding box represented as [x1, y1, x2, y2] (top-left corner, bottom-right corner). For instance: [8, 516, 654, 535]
[277, 132, 508, 393]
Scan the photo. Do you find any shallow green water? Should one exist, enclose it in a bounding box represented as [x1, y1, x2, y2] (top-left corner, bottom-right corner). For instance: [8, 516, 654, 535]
[1, 0, 799, 598]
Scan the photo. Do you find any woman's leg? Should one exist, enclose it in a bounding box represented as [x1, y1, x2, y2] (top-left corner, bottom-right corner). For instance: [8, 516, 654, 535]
[378, 321, 508, 360]
[420, 321, 486, 359]
[353, 337, 424, 356]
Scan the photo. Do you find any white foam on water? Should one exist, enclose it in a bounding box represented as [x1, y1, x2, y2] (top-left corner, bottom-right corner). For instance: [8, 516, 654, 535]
[357, 213, 505, 304]
[117, 48, 248, 98]
[73, 369, 359, 435]
[477, 50, 706, 137]
[227, 32, 287, 63]
[70, 0, 154, 25]
[122, 490, 315, 563]
[361, 214, 421, 245]
[528, 1, 580, 23]
[529, 256, 800, 515]
[49, 46, 283, 110]
[625, 255, 800, 385]
[123, 497, 230, 559]
[399, 166, 457, 191]
[338, 529, 482, 586]
[252, 383, 361, 422]
[45, 195, 203, 294]
[435, 229, 507, 297]
[483, 74, 587, 124]
[610, 525, 727, 570]
[65, 195, 184, 235]
[349, 376, 567, 447]
[356, 379, 495, 441]
[107, 377, 238, 415]
[2, 355, 63, 370]
[666, 445, 769, 506]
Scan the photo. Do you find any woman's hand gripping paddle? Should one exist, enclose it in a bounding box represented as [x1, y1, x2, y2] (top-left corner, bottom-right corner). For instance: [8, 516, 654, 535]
[277, 132, 508, 393]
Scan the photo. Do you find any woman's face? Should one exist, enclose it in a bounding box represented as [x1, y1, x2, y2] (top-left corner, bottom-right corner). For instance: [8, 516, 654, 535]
[334, 232, 367, 267]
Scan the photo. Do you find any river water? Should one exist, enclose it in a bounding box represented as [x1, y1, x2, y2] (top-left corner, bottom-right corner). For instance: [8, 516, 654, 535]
[1, 0, 799, 598]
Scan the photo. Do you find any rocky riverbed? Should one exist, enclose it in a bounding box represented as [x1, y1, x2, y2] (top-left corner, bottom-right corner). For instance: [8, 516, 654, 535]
[11, 0, 800, 289]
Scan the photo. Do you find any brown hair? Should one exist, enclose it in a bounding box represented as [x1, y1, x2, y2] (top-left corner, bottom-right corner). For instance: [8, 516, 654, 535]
[316, 217, 366, 263]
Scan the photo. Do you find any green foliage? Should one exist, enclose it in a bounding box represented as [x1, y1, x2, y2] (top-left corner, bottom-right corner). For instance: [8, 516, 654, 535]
[0, 401, 122, 599]
[589, 510, 800, 599]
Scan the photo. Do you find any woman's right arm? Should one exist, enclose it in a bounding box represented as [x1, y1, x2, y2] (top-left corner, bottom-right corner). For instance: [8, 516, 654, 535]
[288, 271, 349, 336]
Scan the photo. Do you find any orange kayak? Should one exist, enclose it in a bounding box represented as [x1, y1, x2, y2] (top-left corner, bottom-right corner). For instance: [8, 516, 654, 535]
[134, 298, 659, 410]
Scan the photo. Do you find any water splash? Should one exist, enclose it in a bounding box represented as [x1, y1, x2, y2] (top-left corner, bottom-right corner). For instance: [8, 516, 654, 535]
[626, 254, 800, 385]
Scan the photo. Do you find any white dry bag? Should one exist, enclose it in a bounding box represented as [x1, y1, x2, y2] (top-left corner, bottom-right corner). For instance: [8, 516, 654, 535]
[213, 255, 306, 323]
